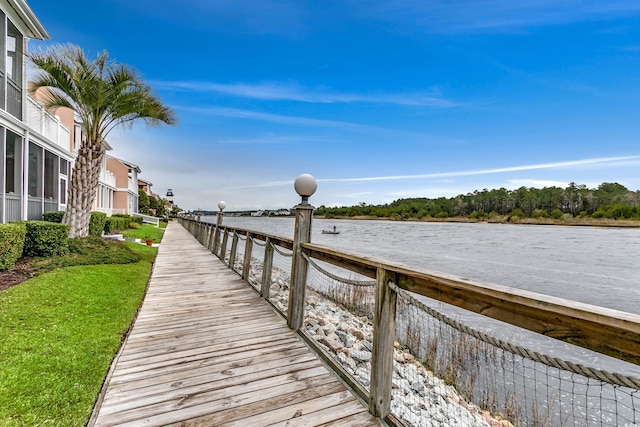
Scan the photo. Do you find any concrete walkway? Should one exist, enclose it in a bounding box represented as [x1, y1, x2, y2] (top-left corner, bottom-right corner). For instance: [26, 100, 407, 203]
[89, 222, 381, 426]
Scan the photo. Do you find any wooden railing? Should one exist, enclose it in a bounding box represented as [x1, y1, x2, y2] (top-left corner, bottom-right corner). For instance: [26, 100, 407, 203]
[179, 216, 640, 423]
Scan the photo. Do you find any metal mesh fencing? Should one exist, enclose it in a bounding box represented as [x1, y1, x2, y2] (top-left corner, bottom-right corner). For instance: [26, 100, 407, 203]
[269, 243, 292, 314]
[246, 237, 266, 291]
[393, 286, 640, 427]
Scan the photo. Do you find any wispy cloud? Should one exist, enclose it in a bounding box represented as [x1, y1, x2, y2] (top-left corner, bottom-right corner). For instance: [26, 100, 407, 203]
[506, 179, 568, 188]
[153, 80, 460, 108]
[354, 1, 640, 34]
[217, 134, 345, 145]
[234, 156, 640, 189]
[321, 156, 640, 183]
[176, 105, 383, 131]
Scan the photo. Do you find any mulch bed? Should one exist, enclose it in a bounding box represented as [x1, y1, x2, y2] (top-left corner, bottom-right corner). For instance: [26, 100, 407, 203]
[0, 257, 36, 292]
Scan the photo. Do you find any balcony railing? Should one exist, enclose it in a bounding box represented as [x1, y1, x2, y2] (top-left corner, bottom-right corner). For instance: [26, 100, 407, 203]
[94, 208, 126, 216]
[26, 95, 71, 151]
[99, 167, 116, 188]
[128, 178, 138, 194]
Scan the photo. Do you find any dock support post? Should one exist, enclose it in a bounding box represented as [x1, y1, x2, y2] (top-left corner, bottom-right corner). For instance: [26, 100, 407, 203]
[220, 229, 228, 262]
[242, 234, 253, 281]
[287, 174, 317, 331]
[261, 237, 274, 298]
[369, 268, 397, 419]
[213, 202, 226, 255]
[229, 232, 238, 269]
[288, 204, 313, 331]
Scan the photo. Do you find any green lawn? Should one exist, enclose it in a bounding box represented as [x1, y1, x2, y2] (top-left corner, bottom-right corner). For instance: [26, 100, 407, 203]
[0, 225, 163, 426]
[123, 223, 166, 243]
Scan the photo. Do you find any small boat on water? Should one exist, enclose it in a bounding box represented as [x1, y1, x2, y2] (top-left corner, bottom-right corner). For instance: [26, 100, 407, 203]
[322, 226, 340, 235]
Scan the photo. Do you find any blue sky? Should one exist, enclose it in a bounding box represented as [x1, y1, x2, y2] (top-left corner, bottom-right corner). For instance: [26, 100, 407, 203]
[27, 0, 640, 211]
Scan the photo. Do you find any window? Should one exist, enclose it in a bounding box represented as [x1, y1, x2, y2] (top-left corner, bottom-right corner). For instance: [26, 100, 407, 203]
[59, 178, 67, 205]
[5, 130, 21, 194]
[28, 142, 42, 198]
[0, 11, 6, 109]
[6, 21, 22, 85]
[73, 124, 82, 152]
[6, 20, 23, 118]
[44, 150, 58, 200]
[60, 158, 69, 176]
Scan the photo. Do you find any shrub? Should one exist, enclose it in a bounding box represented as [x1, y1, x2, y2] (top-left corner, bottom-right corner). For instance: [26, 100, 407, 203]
[550, 209, 563, 219]
[508, 208, 526, 219]
[23, 221, 70, 257]
[0, 223, 26, 271]
[469, 210, 487, 220]
[42, 211, 65, 223]
[89, 212, 107, 237]
[530, 209, 549, 219]
[104, 216, 128, 234]
[129, 222, 140, 229]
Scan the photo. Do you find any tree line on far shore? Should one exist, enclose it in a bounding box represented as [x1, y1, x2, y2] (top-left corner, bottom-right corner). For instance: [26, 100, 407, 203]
[315, 182, 640, 221]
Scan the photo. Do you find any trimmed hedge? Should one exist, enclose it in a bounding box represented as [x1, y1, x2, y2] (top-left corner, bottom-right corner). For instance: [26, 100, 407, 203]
[113, 214, 143, 225]
[104, 216, 128, 234]
[0, 223, 27, 271]
[89, 212, 107, 237]
[23, 221, 70, 257]
[43, 211, 65, 223]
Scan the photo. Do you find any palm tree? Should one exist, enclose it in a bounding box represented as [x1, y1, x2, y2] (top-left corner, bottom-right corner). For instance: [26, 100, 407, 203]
[29, 44, 177, 238]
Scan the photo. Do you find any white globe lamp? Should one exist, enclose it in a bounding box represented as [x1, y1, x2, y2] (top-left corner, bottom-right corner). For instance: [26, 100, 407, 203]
[294, 174, 317, 205]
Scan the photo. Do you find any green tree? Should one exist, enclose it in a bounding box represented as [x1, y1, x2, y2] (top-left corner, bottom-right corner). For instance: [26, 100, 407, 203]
[138, 189, 150, 214]
[29, 44, 177, 237]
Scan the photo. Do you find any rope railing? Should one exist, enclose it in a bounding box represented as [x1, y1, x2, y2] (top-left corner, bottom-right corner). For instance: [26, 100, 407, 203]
[272, 244, 293, 257]
[302, 252, 375, 287]
[250, 236, 267, 247]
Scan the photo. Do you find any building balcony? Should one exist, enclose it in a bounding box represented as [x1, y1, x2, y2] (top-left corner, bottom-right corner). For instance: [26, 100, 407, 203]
[26, 95, 71, 151]
[128, 178, 138, 195]
[100, 167, 116, 189]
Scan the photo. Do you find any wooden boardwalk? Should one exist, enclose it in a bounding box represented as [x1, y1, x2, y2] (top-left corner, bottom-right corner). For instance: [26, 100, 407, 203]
[89, 222, 381, 427]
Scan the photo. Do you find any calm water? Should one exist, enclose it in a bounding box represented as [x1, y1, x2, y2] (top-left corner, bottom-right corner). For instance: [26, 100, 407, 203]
[208, 216, 640, 315]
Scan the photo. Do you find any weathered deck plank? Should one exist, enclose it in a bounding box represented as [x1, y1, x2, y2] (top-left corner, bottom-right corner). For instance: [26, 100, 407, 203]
[89, 222, 381, 427]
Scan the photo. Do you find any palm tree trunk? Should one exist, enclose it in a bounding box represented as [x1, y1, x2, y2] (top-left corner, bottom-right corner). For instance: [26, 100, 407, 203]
[63, 141, 104, 238]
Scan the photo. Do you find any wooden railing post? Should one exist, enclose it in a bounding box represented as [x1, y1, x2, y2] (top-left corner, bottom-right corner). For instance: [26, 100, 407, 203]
[242, 233, 253, 281]
[202, 223, 209, 247]
[288, 203, 314, 331]
[369, 267, 397, 419]
[213, 210, 223, 254]
[207, 224, 215, 251]
[260, 238, 274, 298]
[196, 222, 203, 243]
[220, 229, 229, 262]
[229, 232, 239, 268]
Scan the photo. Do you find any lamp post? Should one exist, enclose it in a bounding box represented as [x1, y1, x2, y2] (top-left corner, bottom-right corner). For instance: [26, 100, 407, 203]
[288, 174, 317, 331]
[212, 201, 226, 255]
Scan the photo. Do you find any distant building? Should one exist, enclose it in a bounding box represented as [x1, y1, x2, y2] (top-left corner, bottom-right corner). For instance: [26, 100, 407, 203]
[138, 178, 153, 195]
[106, 156, 141, 215]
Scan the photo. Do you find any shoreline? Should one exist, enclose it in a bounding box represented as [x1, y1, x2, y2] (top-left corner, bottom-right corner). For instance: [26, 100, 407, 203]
[313, 215, 640, 228]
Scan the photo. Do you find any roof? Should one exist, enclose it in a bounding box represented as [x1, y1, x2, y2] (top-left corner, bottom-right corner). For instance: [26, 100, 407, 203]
[6, 0, 49, 40]
[138, 178, 153, 186]
[106, 155, 142, 173]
